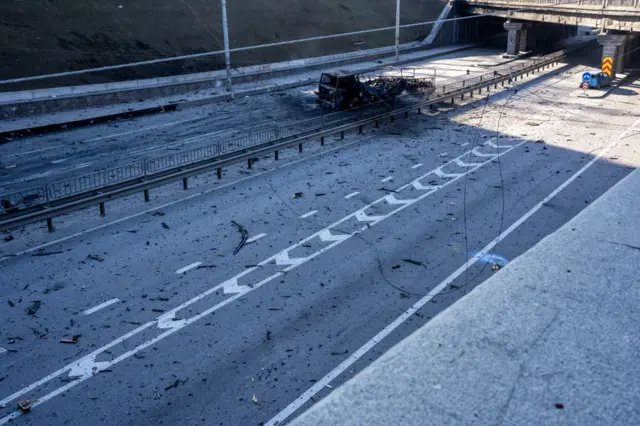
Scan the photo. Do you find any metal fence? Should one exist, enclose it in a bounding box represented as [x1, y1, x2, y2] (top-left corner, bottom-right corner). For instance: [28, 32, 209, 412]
[0, 49, 573, 215]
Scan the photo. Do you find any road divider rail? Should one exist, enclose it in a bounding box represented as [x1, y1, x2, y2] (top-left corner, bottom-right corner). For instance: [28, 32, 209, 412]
[0, 42, 595, 232]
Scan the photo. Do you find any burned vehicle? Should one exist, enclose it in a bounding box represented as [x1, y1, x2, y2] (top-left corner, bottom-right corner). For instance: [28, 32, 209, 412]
[315, 69, 435, 110]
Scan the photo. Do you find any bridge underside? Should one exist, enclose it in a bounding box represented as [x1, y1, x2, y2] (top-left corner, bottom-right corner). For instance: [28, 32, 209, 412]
[466, 5, 640, 33]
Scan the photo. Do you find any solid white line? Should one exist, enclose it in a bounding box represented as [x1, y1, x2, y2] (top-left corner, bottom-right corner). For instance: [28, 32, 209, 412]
[264, 119, 637, 426]
[83, 298, 120, 315]
[300, 210, 317, 219]
[0, 141, 520, 423]
[411, 163, 423, 169]
[381, 176, 393, 183]
[175, 262, 202, 274]
[345, 191, 360, 199]
[1, 136, 370, 263]
[246, 233, 267, 243]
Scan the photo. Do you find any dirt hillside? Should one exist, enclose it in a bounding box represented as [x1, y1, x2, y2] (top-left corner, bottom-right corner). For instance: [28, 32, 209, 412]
[1, 0, 447, 88]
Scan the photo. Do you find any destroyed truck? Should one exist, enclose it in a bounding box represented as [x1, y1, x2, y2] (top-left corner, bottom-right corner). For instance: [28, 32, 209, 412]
[315, 68, 435, 110]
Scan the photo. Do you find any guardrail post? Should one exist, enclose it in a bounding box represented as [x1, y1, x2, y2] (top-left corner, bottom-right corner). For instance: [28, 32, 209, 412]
[99, 202, 106, 216]
[460, 93, 464, 100]
[274, 150, 279, 160]
[375, 120, 379, 128]
[417, 108, 421, 114]
[183, 177, 189, 190]
[404, 112, 408, 120]
[144, 189, 150, 202]
[390, 116, 395, 123]
[340, 131, 345, 140]
[298, 143, 303, 153]
[248, 158, 253, 169]
[47, 218, 54, 232]
[217, 167, 223, 178]
[320, 137, 325, 146]
[502, 80, 505, 87]
[451, 97, 454, 104]
[358, 125, 363, 134]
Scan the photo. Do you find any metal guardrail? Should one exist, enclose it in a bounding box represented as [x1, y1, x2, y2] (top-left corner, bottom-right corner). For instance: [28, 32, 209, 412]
[0, 43, 594, 232]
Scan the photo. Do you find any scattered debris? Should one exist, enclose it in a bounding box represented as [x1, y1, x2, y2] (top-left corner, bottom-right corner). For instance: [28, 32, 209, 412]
[3, 235, 13, 242]
[126, 230, 138, 234]
[17, 399, 37, 413]
[492, 264, 501, 272]
[392, 265, 401, 269]
[449, 202, 455, 206]
[231, 220, 249, 255]
[331, 350, 349, 355]
[151, 308, 165, 313]
[402, 259, 423, 266]
[150, 297, 170, 302]
[197, 265, 217, 269]
[268, 307, 282, 311]
[26, 301, 41, 316]
[378, 188, 397, 193]
[266, 331, 272, 341]
[554, 403, 564, 409]
[292, 192, 304, 199]
[400, 293, 410, 299]
[7, 300, 14, 307]
[87, 254, 104, 262]
[165, 378, 188, 391]
[161, 222, 170, 230]
[60, 335, 81, 344]
[535, 139, 545, 144]
[315, 193, 326, 197]
[152, 211, 165, 216]
[252, 394, 258, 404]
[30, 250, 63, 257]
[526, 122, 541, 126]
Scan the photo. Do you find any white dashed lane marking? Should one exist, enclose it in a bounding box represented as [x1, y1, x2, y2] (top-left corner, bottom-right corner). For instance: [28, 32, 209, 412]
[344, 191, 360, 199]
[300, 211, 317, 219]
[83, 299, 120, 316]
[381, 176, 393, 183]
[175, 262, 202, 274]
[246, 233, 267, 243]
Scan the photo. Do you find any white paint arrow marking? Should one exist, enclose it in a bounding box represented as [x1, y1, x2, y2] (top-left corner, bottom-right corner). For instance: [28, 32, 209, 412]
[472, 147, 496, 157]
[454, 158, 482, 168]
[434, 168, 464, 178]
[485, 140, 513, 149]
[274, 252, 305, 267]
[384, 194, 414, 205]
[222, 278, 251, 295]
[68, 356, 111, 379]
[412, 180, 440, 191]
[355, 210, 384, 222]
[318, 229, 350, 242]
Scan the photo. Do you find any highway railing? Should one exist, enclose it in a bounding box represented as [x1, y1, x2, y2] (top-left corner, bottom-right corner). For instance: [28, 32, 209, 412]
[463, 0, 640, 8]
[0, 42, 595, 233]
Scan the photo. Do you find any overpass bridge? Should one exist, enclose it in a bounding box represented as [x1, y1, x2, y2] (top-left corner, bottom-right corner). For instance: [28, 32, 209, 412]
[460, 0, 640, 75]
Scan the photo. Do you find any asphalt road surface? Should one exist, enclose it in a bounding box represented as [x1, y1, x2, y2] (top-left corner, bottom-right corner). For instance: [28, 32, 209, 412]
[0, 50, 638, 426]
[0, 48, 530, 196]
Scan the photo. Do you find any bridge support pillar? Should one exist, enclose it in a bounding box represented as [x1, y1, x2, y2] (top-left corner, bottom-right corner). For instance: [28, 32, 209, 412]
[598, 33, 628, 79]
[504, 21, 523, 56]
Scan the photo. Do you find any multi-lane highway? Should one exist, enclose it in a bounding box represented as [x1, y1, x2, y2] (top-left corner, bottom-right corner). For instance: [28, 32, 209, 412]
[0, 47, 638, 426]
[0, 48, 530, 195]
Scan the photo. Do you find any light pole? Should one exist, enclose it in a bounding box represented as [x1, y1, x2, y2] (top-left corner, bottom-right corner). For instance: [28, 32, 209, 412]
[395, 0, 401, 62]
[221, 0, 233, 97]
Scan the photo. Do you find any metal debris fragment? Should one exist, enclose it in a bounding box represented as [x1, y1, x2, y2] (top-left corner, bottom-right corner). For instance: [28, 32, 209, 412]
[26, 301, 41, 316]
[161, 222, 170, 230]
[402, 259, 423, 266]
[60, 335, 81, 344]
[292, 192, 304, 199]
[87, 254, 104, 262]
[17, 399, 37, 413]
[252, 394, 258, 404]
[231, 220, 249, 255]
